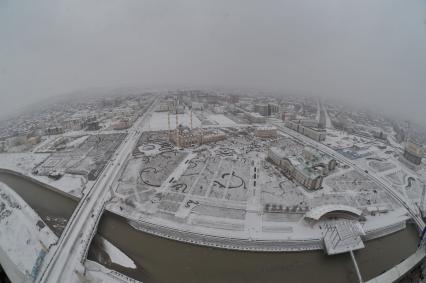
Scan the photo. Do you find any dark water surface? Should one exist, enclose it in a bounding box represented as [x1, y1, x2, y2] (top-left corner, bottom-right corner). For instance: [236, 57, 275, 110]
[0, 171, 77, 236]
[90, 211, 419, 283]
[0, 171, 419, 283]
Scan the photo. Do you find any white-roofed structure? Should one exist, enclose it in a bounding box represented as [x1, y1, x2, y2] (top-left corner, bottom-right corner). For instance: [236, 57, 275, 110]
[305, 205, 363, 221]
[322, 219, 366, 255]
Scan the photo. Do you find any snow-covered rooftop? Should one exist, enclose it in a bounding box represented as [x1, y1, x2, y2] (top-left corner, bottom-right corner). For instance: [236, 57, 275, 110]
[305, 205, 362, 221]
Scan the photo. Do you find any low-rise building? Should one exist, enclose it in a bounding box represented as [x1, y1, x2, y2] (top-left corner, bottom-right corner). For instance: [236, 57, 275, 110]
[63, 118, 84, 131]
[286, 120, 326, 142]
[213, 106, 225, 114]
[114, 107, 134, 117]
[302, 126, 326, 142]
[112, 118, 131, 130]
[169, 126, 226, 148]
[303, 146, 337, 175]
[0, 140, 6, 152]
[86, 115, 97, 123]
[268, 147, 323, 190]
[300, 119, 318, 128]
[86, 121, 100, 131]
[27, 136, 41, 145]
[45, 126, 64, 136]
[267, 146, 336, 190]
[245, 112, 266, 123]
[372, 131, 387, 140]
[254, 126, 277, 138]
[228, 95, 239, 104]
[191, 102, 204, 111]
[156, 103, 170, 112]
[170, 105, 185, 114]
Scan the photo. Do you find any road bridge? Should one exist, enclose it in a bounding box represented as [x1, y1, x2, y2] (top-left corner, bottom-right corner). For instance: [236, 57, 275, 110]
[37, 98, 159, 283]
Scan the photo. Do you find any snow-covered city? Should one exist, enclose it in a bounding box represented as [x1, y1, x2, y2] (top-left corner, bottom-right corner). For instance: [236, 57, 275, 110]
[2, 1, 426, 282]
[0, 89, 426, 282]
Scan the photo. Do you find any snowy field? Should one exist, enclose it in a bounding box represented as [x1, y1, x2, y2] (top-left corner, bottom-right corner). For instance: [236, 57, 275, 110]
[206, 114, 237, 126]
[324, 129, 377, 151]
[146, 112, 202, 131]
[325, 170, 398, 209]
[35, 174, 88, 197]
[0, 153, 87, 197]
[0, 182, 57, 282]
[100, 236, 136, 269]
[0, 152, 48, 175]
[368, 160, 397, 173]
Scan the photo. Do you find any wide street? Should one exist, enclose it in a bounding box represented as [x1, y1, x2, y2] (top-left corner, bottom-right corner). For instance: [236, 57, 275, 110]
[37, 98, 159, 283]
[271, 121, 425, 231]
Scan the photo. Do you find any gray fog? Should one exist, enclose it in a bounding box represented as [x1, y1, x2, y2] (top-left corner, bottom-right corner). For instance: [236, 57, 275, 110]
[1, 0, 425, 123]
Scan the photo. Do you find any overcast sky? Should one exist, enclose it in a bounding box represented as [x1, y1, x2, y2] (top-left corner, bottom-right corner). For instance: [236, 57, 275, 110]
[1, 0, 425, 123]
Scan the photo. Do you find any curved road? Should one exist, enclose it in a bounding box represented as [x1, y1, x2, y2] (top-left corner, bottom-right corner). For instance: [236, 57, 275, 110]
[271, 122, 425, 231]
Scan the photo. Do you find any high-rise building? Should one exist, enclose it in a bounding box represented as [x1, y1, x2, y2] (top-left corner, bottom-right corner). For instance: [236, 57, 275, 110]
[400, 142, 424, 170]
[267, 103, 279, 116]
[254, 104, 269, 116]
[255, 103, 280, 116]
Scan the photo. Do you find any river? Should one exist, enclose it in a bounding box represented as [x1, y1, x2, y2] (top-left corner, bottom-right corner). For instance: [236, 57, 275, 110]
[0, 171, 420, 283]
[0, 171, 77, 236]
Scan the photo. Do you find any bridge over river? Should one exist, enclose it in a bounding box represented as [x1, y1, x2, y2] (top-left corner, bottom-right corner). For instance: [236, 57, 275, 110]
[0, 170, 424, 283]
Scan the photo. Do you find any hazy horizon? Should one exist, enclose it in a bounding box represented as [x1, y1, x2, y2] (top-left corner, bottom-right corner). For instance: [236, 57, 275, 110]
[1, 0, 425, 124]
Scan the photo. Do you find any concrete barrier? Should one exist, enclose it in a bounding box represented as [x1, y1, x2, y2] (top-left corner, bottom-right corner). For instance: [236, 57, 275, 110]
[367, 248, 426, 283]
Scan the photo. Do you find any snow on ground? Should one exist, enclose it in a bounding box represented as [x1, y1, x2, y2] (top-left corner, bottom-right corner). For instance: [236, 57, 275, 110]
[387, 135, 404, 151]
[206, 114, 237, 126]
[65, 135, 89, 148]
[101, 237, 136, 269]
[109, 126, 416, 250]
[146, 111, 202, 131]
[32, 136, 57, 153]
[0, 152, 86, 197]
[0, 182, 57, 282]
[323, 107, 334, 129]
[0, 152, 48, 174]
[324, 129, 354, 149]
[34, 174, 88, 197]
[86, 261, 139, 283]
